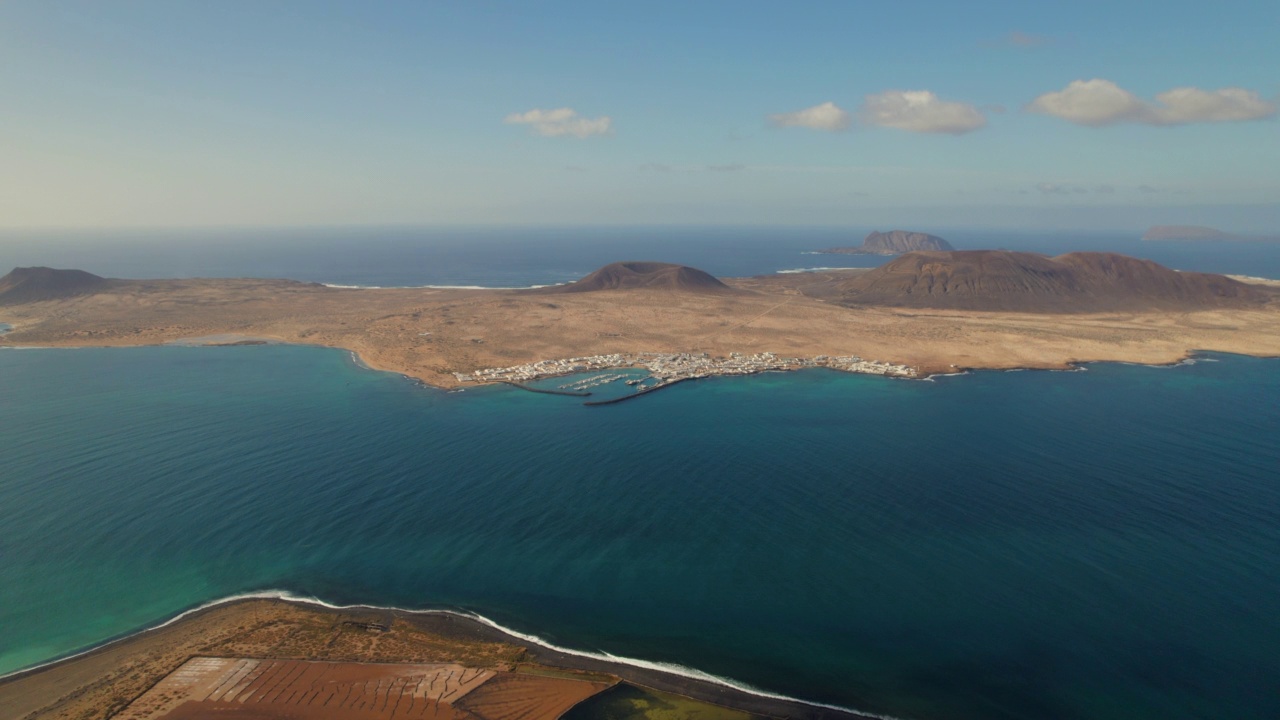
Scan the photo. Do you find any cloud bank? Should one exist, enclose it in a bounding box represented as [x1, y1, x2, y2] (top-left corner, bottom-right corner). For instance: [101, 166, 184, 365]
[1028, 79, 1277, 126]
[858, 90, 987, 135]
[769, 101, 852, 131]
[504, 108, 613, 137]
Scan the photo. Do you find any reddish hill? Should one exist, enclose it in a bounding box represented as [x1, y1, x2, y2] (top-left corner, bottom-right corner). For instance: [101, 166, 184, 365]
[539, 261, 734, 294]
[826, 250, 1271, 312]
[0, 267, 116, 305]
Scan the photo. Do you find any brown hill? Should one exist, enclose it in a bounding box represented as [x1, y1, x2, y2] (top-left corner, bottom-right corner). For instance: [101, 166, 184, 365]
[825, 250, 1272, 312]
[538, 261, 734, 294]
[0, 267, 116, 305]
[821, 230, 954, 255]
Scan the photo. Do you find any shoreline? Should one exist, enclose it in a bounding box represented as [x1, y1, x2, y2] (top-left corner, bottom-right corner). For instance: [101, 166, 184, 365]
[6, 331, 1275, 390]
[0, 591, 886, 720]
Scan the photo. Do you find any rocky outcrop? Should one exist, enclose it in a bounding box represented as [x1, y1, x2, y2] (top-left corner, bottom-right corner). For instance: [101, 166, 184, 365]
[819, 230, 954, 255]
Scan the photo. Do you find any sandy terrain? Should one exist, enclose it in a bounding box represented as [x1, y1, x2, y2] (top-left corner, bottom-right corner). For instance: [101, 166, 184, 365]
[0, 599, 859, 720]
[1, 271, 1278, 387]
[0, 601, 528, 720]
[110, 656, 607, 720]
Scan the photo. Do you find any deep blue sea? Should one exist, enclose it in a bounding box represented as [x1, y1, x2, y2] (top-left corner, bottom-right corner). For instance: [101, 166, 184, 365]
[2, 228, 1279, 720]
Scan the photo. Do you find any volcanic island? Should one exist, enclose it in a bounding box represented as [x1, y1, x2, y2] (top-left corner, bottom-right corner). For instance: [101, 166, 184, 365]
[2, 252, 1280, 398]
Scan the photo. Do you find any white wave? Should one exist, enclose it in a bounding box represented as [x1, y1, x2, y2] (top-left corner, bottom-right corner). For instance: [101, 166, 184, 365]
[0, 589, 905, 719]
[920, 371, 969, 381]
[775, 267, 865, 274]
[323, 282, 567, 290]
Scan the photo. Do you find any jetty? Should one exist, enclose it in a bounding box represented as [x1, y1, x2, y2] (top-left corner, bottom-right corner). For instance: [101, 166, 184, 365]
[501, 381, 591, 397]
[583, 379, 688, 406]
[472, 351, 916, 406]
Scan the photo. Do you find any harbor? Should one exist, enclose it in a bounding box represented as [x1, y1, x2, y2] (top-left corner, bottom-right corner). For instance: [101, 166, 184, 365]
[458, 351, 917, 404]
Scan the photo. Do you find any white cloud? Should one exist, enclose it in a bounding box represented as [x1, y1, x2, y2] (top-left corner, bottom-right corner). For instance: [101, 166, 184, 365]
[504, 107, 613, 138]
[1153, 86, 1276, 123]
[858, 90, 987, 135]
[769, 101, 851, 131]
[1028, 79, 1276, 127]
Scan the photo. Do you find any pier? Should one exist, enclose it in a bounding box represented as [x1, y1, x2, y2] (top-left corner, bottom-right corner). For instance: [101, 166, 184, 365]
[501, 381, 591, 397]
[583, 379, 689, 406]
[472, 351, 916, 407]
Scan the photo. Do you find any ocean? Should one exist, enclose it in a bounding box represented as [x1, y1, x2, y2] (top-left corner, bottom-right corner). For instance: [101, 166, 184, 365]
[2, 225, 1279, 286]
[1, 228, 1279, 720]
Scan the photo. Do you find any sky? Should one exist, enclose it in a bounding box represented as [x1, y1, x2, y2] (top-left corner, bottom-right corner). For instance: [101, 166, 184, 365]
[1, 1, 1278, 231]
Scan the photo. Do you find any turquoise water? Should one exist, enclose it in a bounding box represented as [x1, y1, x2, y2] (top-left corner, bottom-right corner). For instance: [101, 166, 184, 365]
[1, 346, 1278, 720]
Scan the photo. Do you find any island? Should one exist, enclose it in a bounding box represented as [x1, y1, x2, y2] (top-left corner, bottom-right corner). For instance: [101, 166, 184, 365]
[1142, 225, 1280, 242]
[2, 253, 1279, 395]
[816, 230, 954, 255]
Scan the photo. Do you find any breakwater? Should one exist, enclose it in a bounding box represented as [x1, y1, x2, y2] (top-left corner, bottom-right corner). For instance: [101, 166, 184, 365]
[583, 379, 689, 406]
[501, 381, 591, 397]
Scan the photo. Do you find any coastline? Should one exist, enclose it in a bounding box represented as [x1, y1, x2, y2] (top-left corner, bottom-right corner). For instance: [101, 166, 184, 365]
[3, 267, 1279, 392]
[5, 329, 1276, 392]
[0, 591, 883, 720]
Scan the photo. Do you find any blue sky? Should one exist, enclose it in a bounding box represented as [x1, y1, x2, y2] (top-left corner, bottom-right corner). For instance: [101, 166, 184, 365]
[2, 1, 1278, 230]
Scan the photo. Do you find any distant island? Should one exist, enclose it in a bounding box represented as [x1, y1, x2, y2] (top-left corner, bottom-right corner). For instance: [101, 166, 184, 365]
[1, 254, 1278, 388]
[818, 230, 954, 255]
[1142, 225, 1279, 242]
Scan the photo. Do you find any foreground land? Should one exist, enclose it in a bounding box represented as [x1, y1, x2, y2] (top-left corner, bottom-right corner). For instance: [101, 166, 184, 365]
[2, 264, 1279, 388]
[0, 599, 861, 720]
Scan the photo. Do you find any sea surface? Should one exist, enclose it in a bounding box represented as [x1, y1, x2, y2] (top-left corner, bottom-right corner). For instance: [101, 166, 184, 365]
[2, 228, 1279, 720]
[2, 225, 1280, 285]
[1, 346, 1278, 720]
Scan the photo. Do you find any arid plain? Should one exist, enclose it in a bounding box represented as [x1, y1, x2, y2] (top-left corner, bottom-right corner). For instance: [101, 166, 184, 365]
[2, 260, 1280, 387]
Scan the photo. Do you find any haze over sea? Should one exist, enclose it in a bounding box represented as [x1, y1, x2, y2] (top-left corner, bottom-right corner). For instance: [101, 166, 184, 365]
[3, 225, 1280, 286]
[2, 228, 1279, 720]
